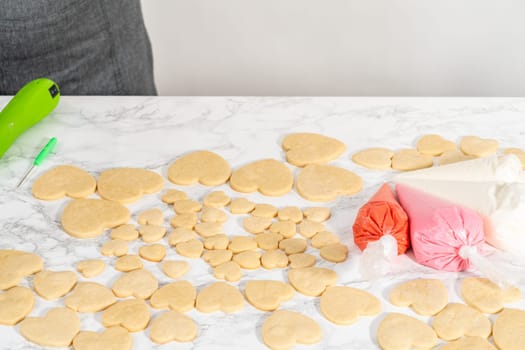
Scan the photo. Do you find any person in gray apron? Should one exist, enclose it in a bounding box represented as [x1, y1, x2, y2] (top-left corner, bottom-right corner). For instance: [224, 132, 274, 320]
[0, 0, 157, 95]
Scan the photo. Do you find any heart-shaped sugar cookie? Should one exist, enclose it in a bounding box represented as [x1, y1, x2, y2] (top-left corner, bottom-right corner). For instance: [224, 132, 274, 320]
[303, 207, 331, 222]
[0, 286, 34, 325]
[288, 253, 316, 268]
[279, 238, 307, 255]
[150, 281, 196, 312]
[101, 239, 128, 257]
[262, 310, 322, 350]
[261, 249, 289, 269]
[320, 286, 381, 325]
[255, 232, 283, 250]
[203, 249, 233, 267]
[296, 164, 363, 202]
[110, 224, 139, 241]
[417, 134, 456, 156]
[162, 260, 190, 279]
[277, 206, 303, 223]
[232, 250, 261, 269]
[377, 313, 438, 350]
[72, 326, 132, 350]
[20, 307, 80, 347]
[460, 136, 499, 157]
[213, 261, 242, 282]
[245, 280, 295, 311]
[102, 299, 150, 332]
[115, 255, 143, 272]
[230, 159, 294, 196]
[76, 259, 105, 278]
[352, 147, 395, 170]
[194, 222, 224, 238]
[440, 336, 496, 350]
[168, 227, 199, 246]
[170, 213, 198, 229]
[493, 308, 525, 350]
[0, 250, 43, 290]
[229, 198, 255, 214]
[112, 269, 158, 299]
[282, 132, 346, 167]
[389, 279, 448, 316]
[168, 151, 231, 186]
[252, 203, 278, 218]
[391, 149, 434, 171]
[269, 220, 296, 238]
[320, 243, 349, 263]
[461, 277, 521, 313]
[504, 148, 525, 169]
[244, 216, 273, 234]
[432, 303, 491, 341]
[228, 236, 257, 253]
[311, 231, 340, 248]
[137, 208, 164, 226]
[173, 199, 202, 214]
[203, 234, 230, 250]
[438, 149, 475, 166]
[97, 168, 164, 204]
[138, 243, 166, 262]
[195, 282, 244, 313]
[200, 207, 227, 223]
[61, 199, 130, 238]
[203, 190, 231, 208]
[150, 311, 198, 344]
[175, 239, 204, 258]
[162, 189, 188, 204]
[32, 165, 96, 200]
[65, 282, 116, 312]
[288, 267, 337, 296]
[298, 220, 325, 238]
[33, 270, 77, 300]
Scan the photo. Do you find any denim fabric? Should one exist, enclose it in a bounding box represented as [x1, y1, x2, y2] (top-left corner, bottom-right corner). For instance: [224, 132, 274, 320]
[0, 0, 157, 95]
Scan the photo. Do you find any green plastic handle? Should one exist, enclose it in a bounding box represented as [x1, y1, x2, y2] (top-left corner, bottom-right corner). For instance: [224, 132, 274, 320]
[34, 137, 57, 166]
[0, 78, 60, 159]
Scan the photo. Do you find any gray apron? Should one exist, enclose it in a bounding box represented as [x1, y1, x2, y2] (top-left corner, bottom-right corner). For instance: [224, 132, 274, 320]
[0, 0, 157, 95]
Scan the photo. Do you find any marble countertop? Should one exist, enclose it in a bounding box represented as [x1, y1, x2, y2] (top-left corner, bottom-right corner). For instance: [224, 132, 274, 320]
[1, 96, 525, 350]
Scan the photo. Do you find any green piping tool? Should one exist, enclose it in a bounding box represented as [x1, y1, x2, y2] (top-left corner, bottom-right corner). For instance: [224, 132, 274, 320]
[0, 78, 61, 159]
[16, 137, 57, 188]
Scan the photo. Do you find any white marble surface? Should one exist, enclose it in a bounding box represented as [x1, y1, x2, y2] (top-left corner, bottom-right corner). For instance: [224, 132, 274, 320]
[1, 96, 525, 350]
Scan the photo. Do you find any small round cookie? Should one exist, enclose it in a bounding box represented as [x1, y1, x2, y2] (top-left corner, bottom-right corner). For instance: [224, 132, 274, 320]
[288, 253, 316, 268]
[176, 239, 204, 258]
[377, 313, 438, 350]
[493, 308, 525, 350]
[320, 243, 349, 263]
[232, 251, 261, 269]
[255, 232, 283, 250]
[203, 250, 233, 267]
[138, 225, 166, 243]
[138, 208, 164, 226]
[269, 220, 296, 238]
[460, 277, 521, 314]
[228, 236, 257, 253]
[168, 227, 199, 246]
[0, 250, 43, 291]
[170, 213, 198, 229]
[390, 279, 448, 316]
[245, 280, 295, 311]
[277, 206, 303, 223]
[432, 303, 491, 341]
[110, 224, 139, 241]
[261, 250, 289, 269]
[102, 299, 150, 332]
[32, 165, 96, 200]
[352, 148, 394, 170]
[460, 136, 499, 157]
[162, 189, 188, 204]
[19, 307, 80, 348]
[65, 282, 116, 312]
[0, 286, 34, 325]
[200, 207, 227, 223]
[115, 255, 143, 272]
[229, 159, 294, 196]
[195, 282, 244, 313]
[252, 204, 278, 218]
[416, 134, 456, 156]
[194, 222, 224, 238]
[162, 261, 190, 279]
[504, 147, 525, 168]
[150, 281, 196, 312]
[173, 200, 202, 214]
[203, 191, 231, 208]
[150, 311, 197, 344]
[440, 336, 496, 350]
[303, 207, 331, 222]
[288, 267, 337, 296]
[204, 234, 230, 250]
[279, 238, 308, 255]
[73, 326, 132, 350]
[61, 198, 130, 239]
[298, 220, 325, 238]
[311, 231, 340, 248]
[101, 239, 128, 257]
[33, 270, 77, 300]
[391, 149, 434, 171]
[262, 310, 322, 350]
[112, 269, 158, 299]
[282, 132, 346, 167]
[213, 261, 242, 282]
[168, 150, 231, 186]
[296, 164, 363, 202]
[243, 216, 273, 234]
[229, 198, 255, 214]
[438, 149, 475, 166]
[97, 168, 164, 204]
[320, 286, 381, 325]
[139, 244, 167, 262]
[76, 259, 105, 278]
